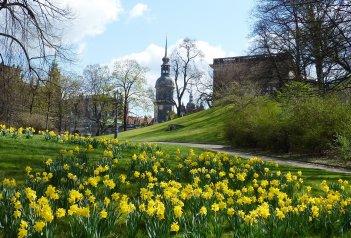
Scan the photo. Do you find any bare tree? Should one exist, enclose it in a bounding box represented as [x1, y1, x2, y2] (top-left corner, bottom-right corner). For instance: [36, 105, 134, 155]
[83, 64, 112, 136]
[195, 68, 213, 108]
[251, 0, 351, 89]
[171, 38, 204, 116]
[214, 80, 262, 110]
[112, 59, 148, 131]
[55, 71, 84, 133]
[0, 0, 71, 78]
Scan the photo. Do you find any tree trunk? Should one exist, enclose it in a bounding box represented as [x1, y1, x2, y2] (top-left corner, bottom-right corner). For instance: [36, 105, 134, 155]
[29, 91, 36, 115]
[307, 5, 325, 89]
[315, 57, 325, 89]
[45, 94, 51, 130]
[293, 7, 303, 81]
[123, 97, 128, 131]
[58, 101, 62, 133]
[95, 120, 101, 136]
[177, 97, 181, 116]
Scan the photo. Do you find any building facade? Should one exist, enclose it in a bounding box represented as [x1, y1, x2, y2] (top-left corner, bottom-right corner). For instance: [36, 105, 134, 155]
[185, 90, 196, 113]
[154, 39, 175, 123]
[210, 53, 292, 99]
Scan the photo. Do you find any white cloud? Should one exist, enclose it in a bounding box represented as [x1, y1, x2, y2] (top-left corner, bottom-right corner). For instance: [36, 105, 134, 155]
[59, 0, 123, 43]
[129, 3, 149, 19]
[110, 43, 164, 88]
[77, 42, 87, 55]
[109, 39, 228, 88]
[196, 40, 228, 64]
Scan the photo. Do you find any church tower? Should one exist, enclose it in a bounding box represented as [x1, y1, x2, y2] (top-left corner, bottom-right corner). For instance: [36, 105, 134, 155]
[186, 89, 196, 113]
[154, 37, 174, 123]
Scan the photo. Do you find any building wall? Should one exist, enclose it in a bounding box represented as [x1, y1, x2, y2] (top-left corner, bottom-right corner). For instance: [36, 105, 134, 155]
[156, 86, 174, 102]
[155, 103, 173, 123]
[211, 54, 292, 99]
[155, 83, 174, 123]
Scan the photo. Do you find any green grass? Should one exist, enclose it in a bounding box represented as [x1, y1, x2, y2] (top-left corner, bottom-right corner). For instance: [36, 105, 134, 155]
[161, 144, 351, 191]
[106, 106, 231, 144]
[1, 135, 350, 188]
[0, 136, 206, 184]
[0, 136, 101, 183]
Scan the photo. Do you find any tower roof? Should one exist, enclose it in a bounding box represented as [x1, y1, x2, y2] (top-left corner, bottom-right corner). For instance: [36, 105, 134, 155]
[156, 36, 173, 88]
[162, 35, 170, 64]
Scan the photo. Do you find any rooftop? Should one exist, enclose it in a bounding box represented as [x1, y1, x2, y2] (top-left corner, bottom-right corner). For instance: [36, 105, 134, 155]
[212, 53, 289, 65]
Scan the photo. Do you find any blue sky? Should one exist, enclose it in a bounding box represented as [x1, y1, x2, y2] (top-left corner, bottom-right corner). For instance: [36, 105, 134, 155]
[64, 0, 256, 71]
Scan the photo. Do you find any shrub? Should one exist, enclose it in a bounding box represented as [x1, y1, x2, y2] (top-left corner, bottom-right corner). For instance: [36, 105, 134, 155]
[225, 82, 351, 154]
[15, 112, 53, 131]
[332, 134, 351, 160]
[225, 97, 286, 151]
[282, 95, 351, 153]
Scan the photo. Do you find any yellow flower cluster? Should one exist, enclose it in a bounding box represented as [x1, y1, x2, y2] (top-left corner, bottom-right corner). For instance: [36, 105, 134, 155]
[2, 134, 351, 237]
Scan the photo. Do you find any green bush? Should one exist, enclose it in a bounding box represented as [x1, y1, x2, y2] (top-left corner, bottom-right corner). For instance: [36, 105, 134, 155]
[16, 112, 54, 131]
[225, 97, 286, 151]
[225, 82, 351, 154]
[283, 96, 351, 153]
[332, 134, 351, 160]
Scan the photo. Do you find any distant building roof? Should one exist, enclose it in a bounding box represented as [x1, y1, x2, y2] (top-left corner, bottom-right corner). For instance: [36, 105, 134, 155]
[211, 53, 289, 66]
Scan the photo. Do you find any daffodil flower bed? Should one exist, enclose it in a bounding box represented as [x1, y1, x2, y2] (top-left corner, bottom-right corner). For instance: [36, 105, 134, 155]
[0, 124, 35, 139]
[1, 127, 351, 237]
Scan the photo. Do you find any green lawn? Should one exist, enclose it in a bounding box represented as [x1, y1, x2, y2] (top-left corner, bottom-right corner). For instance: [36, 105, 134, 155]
[0, 136, 207, 183]
[0, 136, 103, 183]
[1, 135, 350, 188]
[106, 106, 231, 144]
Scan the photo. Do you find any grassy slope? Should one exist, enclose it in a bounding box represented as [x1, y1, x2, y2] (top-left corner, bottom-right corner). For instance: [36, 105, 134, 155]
[110, 106, 231, 144]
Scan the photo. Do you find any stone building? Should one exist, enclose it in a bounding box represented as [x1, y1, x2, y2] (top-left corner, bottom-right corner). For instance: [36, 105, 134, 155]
[154, 39, 175, 123]
[210, 53, 292, 99]
[185, 90, 196, 113]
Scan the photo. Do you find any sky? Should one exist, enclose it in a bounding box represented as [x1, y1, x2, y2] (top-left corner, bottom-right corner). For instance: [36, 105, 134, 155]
[60, 0, 256, 114]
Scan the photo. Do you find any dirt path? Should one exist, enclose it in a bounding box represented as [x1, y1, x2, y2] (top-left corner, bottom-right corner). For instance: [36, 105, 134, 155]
[154, 142, 351, 174]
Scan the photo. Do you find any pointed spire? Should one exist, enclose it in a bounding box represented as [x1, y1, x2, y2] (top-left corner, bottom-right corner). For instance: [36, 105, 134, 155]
[52, 50, 58, 68]
[165, 34, 168, 57]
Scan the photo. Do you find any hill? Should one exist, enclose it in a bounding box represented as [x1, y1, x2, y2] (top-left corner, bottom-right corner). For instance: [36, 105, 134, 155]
[113, 106, 231, 144]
